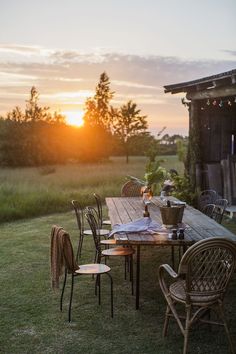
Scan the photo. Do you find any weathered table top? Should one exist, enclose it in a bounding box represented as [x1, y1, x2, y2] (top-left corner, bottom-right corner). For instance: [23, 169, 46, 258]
[106, 196, 236, 245]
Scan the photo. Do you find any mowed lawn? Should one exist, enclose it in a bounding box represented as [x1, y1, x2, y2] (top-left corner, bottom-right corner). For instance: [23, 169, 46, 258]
[1, 156, 236, 354]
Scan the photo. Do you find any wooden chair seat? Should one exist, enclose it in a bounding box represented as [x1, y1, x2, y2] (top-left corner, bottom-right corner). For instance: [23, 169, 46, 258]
[102, 247, 134, 257]
[100, 239, 117, 245]
[75, 263, 111, 275]
[84, 229, 110, 237]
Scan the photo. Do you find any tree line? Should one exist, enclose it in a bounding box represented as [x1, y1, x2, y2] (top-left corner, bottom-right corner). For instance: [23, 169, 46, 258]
[0, 72, 187, 166]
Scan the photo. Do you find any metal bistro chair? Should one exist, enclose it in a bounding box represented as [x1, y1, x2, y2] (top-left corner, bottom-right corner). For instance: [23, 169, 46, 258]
[50, 225, 113, 322]
[198, 189, 217, 212]
[85, 207, 135, 294]
[71, 200, 110, 260]
[158, 237, 236, 354]
[212, 198, 228, 224]
[202, 203, 216, 218]
[93, 193, 111, 227]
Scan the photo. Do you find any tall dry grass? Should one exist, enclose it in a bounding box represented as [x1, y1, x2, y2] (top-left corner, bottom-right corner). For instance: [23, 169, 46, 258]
[0, 156, 184, 222]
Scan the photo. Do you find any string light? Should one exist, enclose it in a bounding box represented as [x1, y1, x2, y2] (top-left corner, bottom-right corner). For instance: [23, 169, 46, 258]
[201, 97, 236, 108]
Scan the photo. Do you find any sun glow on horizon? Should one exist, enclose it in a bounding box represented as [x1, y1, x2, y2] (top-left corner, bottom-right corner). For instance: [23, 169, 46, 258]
[64, 110, 84, 127]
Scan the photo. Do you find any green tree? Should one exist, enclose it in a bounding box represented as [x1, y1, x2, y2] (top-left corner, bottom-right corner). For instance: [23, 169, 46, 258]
[0, 87, 67, 166]
[82, 72, 114, 161]
[111, 100, 148, 163]
[84, 72, 114, 130]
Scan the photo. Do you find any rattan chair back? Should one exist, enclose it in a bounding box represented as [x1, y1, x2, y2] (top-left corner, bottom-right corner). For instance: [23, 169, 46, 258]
[178, 238, 236, 302]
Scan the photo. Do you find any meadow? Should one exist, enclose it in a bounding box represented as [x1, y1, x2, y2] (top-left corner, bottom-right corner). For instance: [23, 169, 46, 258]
[0, 156, 183, 223]
[1, 155, 236, 354]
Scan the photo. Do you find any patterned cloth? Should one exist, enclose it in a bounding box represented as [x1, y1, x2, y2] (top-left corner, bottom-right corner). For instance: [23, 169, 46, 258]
[50, 225, 78, 289]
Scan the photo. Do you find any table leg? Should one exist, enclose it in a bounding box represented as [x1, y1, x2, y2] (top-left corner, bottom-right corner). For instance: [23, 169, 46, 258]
[136, 245, 140, 310]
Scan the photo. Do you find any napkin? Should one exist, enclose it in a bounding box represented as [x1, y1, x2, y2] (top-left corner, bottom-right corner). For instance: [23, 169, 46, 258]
[109, 217, 166, 238]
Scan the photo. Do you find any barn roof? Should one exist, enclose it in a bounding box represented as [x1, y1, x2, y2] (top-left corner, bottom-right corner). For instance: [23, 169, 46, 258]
[164, 69, 236, 94]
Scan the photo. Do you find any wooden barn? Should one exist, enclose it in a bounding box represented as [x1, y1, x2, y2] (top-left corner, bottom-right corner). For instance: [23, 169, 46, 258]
[164, 69, 236, 211]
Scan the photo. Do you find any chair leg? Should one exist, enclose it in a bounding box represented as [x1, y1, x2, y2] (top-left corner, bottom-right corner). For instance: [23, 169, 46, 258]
[130, 255, 134, 295]
[106, 272, 114, 318]
[76, 234, 84, 260]
[183, 305, 191, 354]
[217, 302, 235, 354]
[98, 274, 101, 305]
[124, 256, 127, 280]
[60, 268, 68, 311]
[163, 305, 171, 337]
[68, 274, 75, 322]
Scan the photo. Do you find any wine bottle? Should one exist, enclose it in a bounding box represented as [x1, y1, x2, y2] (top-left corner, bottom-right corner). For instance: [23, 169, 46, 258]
[143, 205, 150, 217]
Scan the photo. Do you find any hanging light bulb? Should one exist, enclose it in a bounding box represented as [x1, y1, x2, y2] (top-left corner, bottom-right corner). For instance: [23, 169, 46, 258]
[228, 100, 232, 106]
[219, 100, 223, 108]
[206, 99, 210, 106]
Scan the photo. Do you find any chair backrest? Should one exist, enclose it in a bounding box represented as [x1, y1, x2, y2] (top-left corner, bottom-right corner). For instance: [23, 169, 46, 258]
[202, 203, 215, 218]
[212, 198, 228, 224]
[178, 238, 236, 303]
[198, 189, 217, 211]
[93, 193, 103, 228]
[71, 200, 84, 235]
[84, 207, 102, 260]
[121, 180, 143, 197]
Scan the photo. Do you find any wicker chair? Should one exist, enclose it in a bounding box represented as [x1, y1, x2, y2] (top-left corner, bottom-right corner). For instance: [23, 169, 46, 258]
[51, 226, 113, 322]
[121, 180, 143, 197]
[158, 237, 236, 354]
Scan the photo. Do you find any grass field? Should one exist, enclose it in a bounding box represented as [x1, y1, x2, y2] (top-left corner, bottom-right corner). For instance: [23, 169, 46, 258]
[0, 156, 184, 223]
[1, 210, 236, 354]
[1, 156, 236, 354]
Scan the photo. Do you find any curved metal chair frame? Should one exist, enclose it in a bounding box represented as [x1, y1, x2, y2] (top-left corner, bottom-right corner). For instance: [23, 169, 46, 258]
[121, 180, 143, 197]
[212, 198, 228, 224]
[198, 189, 217, 212]
[85, 207, 134, 294]
[159, 237, 236, 354]
[71, 200, 109, 260]
[51, 226, 113, 322]
[93, 193, 111, 227]
[202, 203, 216, 218]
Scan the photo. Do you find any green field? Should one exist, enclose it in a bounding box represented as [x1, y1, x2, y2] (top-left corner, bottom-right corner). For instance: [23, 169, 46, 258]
[0, 156, 236, 354]
[0, 156, 184, 223]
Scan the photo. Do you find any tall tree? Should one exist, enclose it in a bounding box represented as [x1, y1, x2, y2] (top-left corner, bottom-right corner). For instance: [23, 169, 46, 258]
[83, 72, 114, 130]
[111, 100, 148, 163]
[82, 72, 114, 161]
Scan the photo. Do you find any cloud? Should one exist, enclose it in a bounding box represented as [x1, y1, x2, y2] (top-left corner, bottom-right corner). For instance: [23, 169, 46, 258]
[0, 44, 235, 134]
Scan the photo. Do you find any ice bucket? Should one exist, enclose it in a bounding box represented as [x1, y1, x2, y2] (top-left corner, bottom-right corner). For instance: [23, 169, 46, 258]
[160, 205, 185, 227]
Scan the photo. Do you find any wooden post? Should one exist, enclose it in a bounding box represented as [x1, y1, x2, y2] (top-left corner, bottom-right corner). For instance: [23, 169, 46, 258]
[186, 100, 202, 190]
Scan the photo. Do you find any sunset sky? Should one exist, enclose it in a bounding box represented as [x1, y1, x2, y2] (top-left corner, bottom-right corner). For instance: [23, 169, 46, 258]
[1, 0, 236, 135]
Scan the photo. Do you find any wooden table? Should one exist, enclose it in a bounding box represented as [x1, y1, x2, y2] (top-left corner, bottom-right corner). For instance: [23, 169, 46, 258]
[106, 196, 236, 309]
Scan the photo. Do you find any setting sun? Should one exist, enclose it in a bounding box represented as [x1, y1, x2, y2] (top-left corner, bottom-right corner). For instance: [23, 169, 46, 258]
[64, 110, 84, 127]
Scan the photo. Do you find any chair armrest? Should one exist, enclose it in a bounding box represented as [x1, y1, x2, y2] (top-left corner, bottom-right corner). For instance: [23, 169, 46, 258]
[158, 264, 179, 297]
[159, 264, 178, 279]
